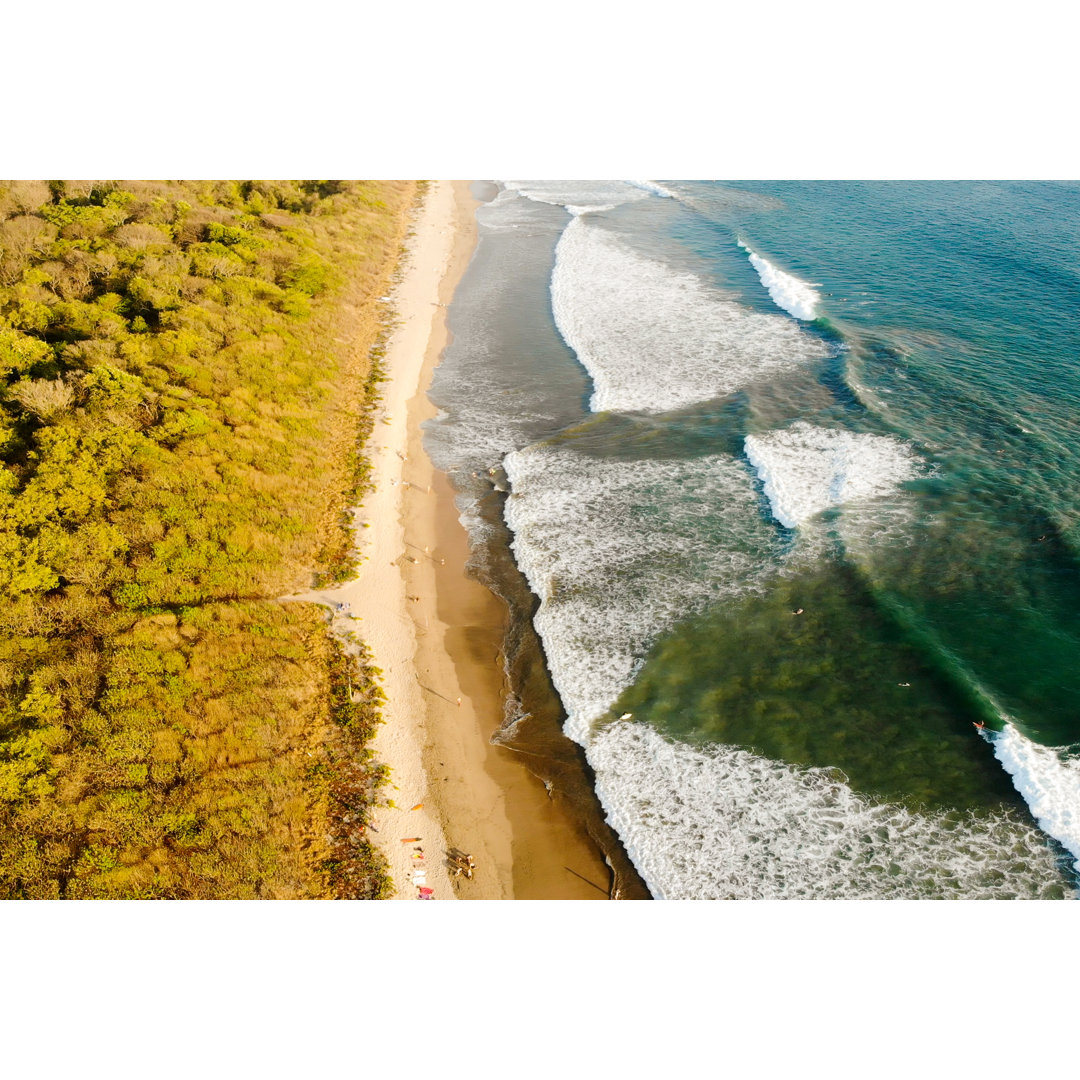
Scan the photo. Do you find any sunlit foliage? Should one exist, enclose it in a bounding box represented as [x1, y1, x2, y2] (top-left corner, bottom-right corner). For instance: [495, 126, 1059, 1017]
[0, 179, 415, 897]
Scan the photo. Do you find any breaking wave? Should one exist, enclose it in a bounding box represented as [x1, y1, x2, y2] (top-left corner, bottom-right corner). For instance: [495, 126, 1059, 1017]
[739, 241, 821, 320]
[589, 721, 1074, 899]
[500, 180, 651, 210]
[992, 724, 1080, 872]
[624, 180, 680, 199]
[744, 422, 922, 528]
[552, 217, 827, 413]
[503, 444, 783, 743]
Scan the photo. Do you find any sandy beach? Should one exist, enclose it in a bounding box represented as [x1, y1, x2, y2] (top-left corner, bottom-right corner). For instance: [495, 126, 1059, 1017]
[301, 181, 616, 899]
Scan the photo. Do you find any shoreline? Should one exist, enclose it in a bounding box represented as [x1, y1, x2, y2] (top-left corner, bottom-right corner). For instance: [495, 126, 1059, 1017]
[304, 181, 616, 899]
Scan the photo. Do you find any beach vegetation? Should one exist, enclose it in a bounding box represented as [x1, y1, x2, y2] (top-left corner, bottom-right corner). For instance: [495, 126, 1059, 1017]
[0, 178, 417, 898]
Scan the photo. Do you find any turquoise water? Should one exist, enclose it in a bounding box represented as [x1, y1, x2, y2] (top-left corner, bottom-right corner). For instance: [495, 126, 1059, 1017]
[697, 182, 1080, 746]
[429, 181, 1080, 899]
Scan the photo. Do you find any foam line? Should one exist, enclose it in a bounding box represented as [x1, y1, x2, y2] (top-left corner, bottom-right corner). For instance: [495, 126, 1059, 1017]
[589, 721, 1072, 899]
[551, 217, 827, 413]
[992, 723, 1080, 872]
[745, 422, 921, 528]
[624, 180, 679, 198]
[500, 180, 650, 210]
[565, 204, 617, 217]
[738, 241, 821, 320]
[503, 444, 784, 743]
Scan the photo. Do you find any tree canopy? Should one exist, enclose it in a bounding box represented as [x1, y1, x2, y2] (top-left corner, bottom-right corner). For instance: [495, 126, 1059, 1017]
[0, 179, 415, 898]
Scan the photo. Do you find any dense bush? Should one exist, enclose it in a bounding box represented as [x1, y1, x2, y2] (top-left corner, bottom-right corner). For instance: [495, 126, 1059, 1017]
[0, 179, 415, 898]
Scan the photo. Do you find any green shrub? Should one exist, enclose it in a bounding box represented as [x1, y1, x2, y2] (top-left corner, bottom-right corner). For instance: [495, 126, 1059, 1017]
[0, 178, 416, 898]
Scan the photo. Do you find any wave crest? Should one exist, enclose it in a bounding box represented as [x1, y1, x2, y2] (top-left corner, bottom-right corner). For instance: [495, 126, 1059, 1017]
[745, 422, 921, 528]
[739, 241, 821, 320]
[552, 218, 827, 413]
[590, 721, 1073, 899]
[992, 724, 1080, 872]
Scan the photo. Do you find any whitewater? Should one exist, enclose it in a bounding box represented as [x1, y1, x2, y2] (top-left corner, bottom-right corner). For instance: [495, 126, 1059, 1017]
[551, 215, 826, 413]
[428, 180, 1080, 900]
[738, 240, 821, 320]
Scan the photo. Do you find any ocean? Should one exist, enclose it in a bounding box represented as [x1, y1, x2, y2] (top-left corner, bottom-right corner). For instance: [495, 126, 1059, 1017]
[425, 180, 1080, 900]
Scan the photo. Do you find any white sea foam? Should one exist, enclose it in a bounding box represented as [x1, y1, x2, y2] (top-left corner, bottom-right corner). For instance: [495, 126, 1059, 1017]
[450, 181, 1076, 900]
[503, 445, 783, 743]
[589, 721, 1073, 899]
[551, 216, 827, 413]
[992, 723, 1080, 872]
[565, 204, 617, 217]
[475, 187, 558, 233]
[738, 241, 821, 320]
[425, 188, 584, 483]
[624, 180, 679, 199]
[501, 180, 650, 210]
[744, 422, 922, 528]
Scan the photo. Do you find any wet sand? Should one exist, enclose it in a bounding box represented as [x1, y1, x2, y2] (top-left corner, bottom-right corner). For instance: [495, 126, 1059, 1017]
[398, 182, 618, 899]
[304, 181, 620, 899]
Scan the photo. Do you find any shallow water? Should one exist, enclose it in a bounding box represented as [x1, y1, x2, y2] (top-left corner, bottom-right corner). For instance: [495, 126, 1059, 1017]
[428, 180, 1080, 899]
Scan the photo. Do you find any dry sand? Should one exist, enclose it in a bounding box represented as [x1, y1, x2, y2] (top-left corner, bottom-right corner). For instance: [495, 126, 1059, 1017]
[301, 181, 614, 900]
